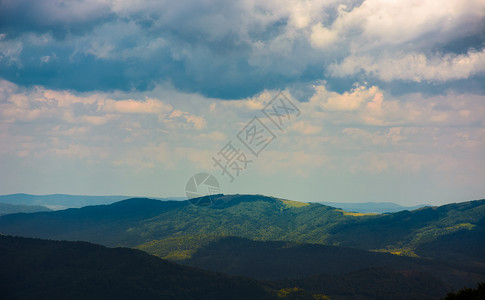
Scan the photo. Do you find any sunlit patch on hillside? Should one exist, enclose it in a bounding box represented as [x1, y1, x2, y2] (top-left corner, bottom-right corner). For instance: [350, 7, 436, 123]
[280, 199, 310, 208]
[371, 248, 418, 257]
[336, 209, 380, 217]
[411, 222, 476, 245]
[136, 234, 226, 260]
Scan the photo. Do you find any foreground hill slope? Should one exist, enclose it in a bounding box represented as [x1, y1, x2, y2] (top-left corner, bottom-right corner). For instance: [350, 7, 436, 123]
[0, 235, 286, 300]
[0, 235, 456, 300]
[179, 237, 485, 293]
[272, 268, 449, 300]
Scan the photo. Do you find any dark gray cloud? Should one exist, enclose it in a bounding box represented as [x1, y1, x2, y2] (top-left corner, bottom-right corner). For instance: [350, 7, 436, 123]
[0, 0, 484, 99]
[0, 0, 114, 38]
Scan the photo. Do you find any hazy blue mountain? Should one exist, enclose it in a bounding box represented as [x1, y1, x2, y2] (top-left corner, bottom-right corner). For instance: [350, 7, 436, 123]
[0, 202, 51, 216]
[0, 193, 184, 210]
[0, 198, 187, 246]
[0, 193, 428, 213]
[0, 193, 131, 209]
[316, 201, 429, 213]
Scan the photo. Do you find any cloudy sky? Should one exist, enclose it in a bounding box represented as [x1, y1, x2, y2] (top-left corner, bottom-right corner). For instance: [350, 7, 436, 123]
[1, 0, 484, 205]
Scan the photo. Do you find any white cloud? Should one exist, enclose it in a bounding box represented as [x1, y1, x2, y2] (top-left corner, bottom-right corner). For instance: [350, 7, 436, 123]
[62, 112, 119, 125]
[1, 0, 484, 202]
[101, 98, 173, 114]
[195, 131, 227, 141]
[219, 90, 273, 111]
[311, 0, 485, 50]
[0, 34, 23, 65]
[1, 0, 483, 100]
[289, 121, 322, 135]
[302, 83, 485, 128]
[185, 114, 207, 130]
[310, 22, 338, 48]
[42, 89, 99, 107]
[0, 78, 484, 203]
[0, 80, 209, 132]
[32, 0, 112, 24]
[0, 79, 18, 101]
[330, 49, 485, 82]
[309, 84, 381, 111]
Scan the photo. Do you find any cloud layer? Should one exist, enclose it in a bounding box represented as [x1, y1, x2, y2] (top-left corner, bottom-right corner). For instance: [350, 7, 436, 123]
[1, 78, 484, 204]
[0, 0, 484, 98]
[0, 0, 484, 204]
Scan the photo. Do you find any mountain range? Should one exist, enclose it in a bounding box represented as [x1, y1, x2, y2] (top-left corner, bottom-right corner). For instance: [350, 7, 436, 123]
[0, 193, 427, 213]
[0, 194, 484, 299]
[315, 201, 429, 213]
[0, 193, 184, 210]
[0, 193, 132, 210]
[0, 202, 51, 216]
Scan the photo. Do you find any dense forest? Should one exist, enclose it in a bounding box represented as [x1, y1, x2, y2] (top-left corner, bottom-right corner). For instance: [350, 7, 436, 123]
[0, 235, 332, 300]
[0, 194, 484, 299]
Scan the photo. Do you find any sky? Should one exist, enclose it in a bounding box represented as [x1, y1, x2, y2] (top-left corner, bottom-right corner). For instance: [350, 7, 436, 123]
[0, 0, 484, 206]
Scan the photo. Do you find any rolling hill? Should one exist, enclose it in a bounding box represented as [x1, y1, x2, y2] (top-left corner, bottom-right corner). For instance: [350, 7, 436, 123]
[0, 194, 483, 298]
[0, 235, 456, 300]
[271, 268, 449, 300]
[175, 236, 483, 294]
[0, 194, 482, 259]
[180, 237, 480, 280]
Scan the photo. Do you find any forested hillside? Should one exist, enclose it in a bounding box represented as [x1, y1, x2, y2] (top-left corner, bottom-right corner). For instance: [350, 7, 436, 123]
[1, 194, 482, 262]
[0, 194, 484, 299]
[0, 235, 329, 300]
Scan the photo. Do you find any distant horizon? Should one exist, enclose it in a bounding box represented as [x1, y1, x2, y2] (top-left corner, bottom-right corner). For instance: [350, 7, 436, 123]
[1, 0, 484, 208]
[3, 192, 485, 207]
